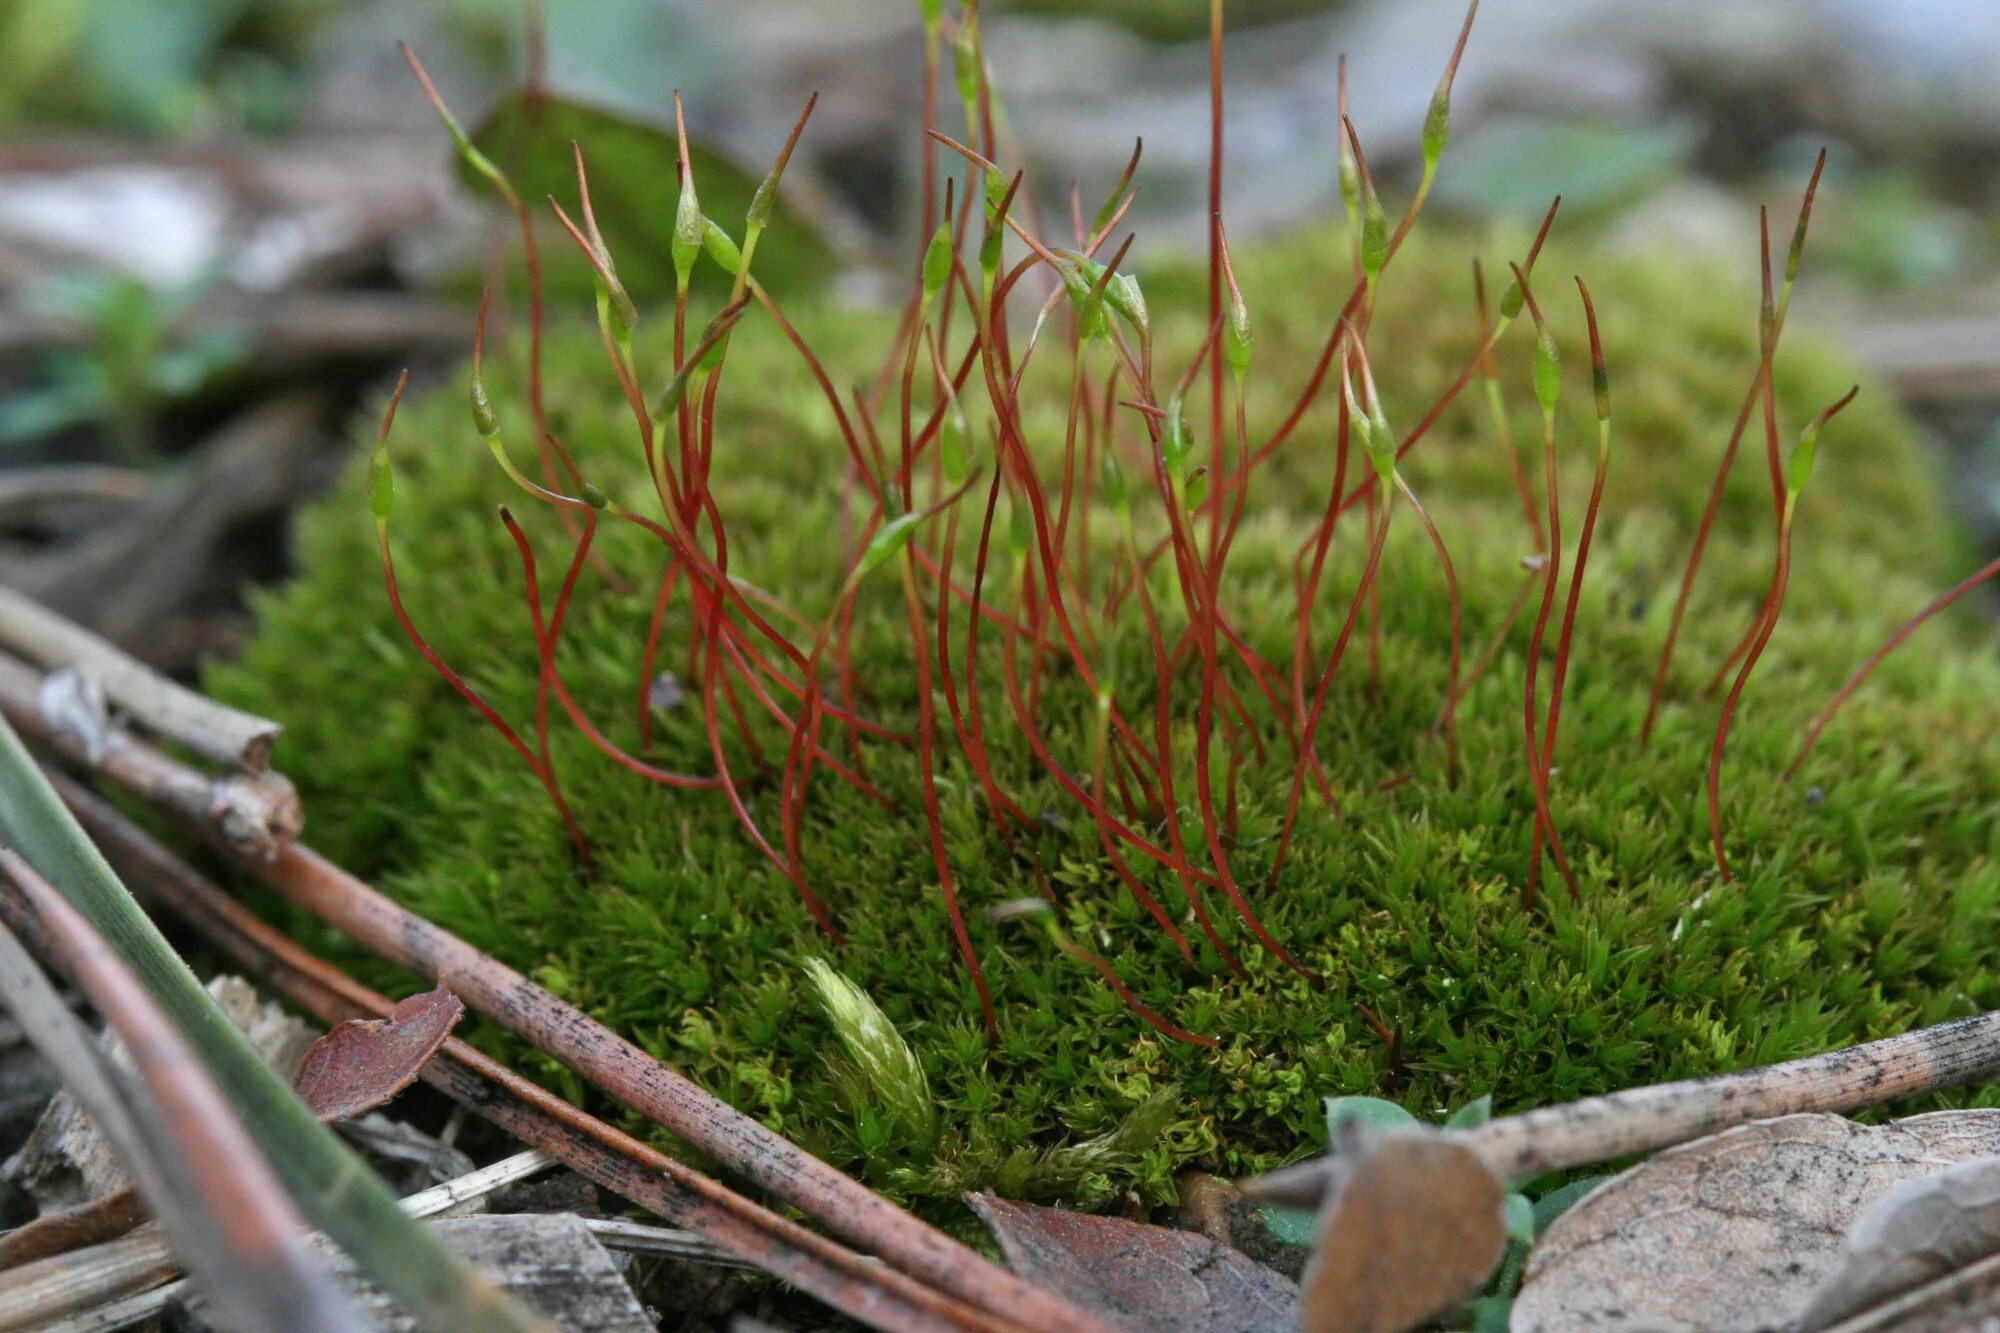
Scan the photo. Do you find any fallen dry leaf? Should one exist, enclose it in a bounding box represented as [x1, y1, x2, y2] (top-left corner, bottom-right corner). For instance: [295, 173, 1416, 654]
[1799, 1153, 2000, 1328]
[1513, 1110, 2000, 1331]
[1300, 1128, 1505, 1333]
[291, 985, 463, 1122]
[966, 1191, 1298, 1333]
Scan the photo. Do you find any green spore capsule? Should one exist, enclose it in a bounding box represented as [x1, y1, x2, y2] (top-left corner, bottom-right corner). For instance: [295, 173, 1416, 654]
[922, 218, 954, 302]
[1533, 328, 1561, 417]
[367, 441, 394, 524]
[702, 218, 743, 276]
[1421, 90, 1451, 171]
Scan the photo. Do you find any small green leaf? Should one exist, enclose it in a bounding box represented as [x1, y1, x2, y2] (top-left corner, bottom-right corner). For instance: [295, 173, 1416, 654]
[1531, 1175, 1607, 1237]
[1503, 1192, 1535, 1245]
[1461, 1294, 1514, 1333]
[1325, 1095, 1419, 1144]
[1445, 1094, 1494, 1130]
[1260, 1203, 1317, 1247]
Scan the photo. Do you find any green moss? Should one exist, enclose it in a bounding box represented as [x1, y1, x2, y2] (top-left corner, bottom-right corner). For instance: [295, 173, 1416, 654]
[211, 225, 2000, 1208]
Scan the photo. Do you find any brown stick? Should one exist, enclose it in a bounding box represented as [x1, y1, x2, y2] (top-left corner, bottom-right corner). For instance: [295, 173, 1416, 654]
[46, 774, 1061, 1333]
[1247, 1009, 2000, 1208]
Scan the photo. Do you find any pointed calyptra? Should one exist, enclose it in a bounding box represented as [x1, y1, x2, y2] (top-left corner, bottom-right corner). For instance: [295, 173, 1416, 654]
[1069, 256, 1148, 341]
[672, 159, 702, 290]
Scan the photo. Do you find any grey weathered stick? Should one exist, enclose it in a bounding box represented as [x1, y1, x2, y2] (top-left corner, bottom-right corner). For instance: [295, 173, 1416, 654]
[0, 586, 279, 770]
[1249, 1011, 2000, 1208]
[0, 651, 299, 860]
[8, 1151, 561, 1333]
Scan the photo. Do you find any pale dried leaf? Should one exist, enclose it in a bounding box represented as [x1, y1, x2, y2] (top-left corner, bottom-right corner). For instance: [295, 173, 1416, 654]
[1513, 1111, 2000, 1332]
[967, 1191, 1298, 1333]
[1300, 1129, 1505, 1333]
[292, 986, 463, 1122]
[1799, 1154, 2000, 1329]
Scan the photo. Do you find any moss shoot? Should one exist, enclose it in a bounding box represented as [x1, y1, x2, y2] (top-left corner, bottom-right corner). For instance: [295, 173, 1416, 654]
[211, 226, 2000, 1207]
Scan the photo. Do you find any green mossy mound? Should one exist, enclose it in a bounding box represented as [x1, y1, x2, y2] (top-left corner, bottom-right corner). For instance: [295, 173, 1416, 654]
[212, 227, 2000, 1206]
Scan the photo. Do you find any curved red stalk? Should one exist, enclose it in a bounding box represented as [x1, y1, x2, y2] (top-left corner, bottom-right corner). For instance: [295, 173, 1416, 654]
[1430, 566, 1538, 737]
[1396, 475, 1462, 782]
[1789, 554, 2000, 778]
[1269, 482, 1392, 891]
[1512, 266, 1579, 908]
[1709, 518, 1791, 884]
[1528, 278, 1613, 901]
[1473, 258, 1545, 549]
[1643, 152, 1827, 743]
[899, 553, 998, 1041]
[1055, 936, 1218, 1048]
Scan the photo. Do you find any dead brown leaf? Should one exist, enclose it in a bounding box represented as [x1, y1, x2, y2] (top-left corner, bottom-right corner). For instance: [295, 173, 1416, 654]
[1299, 1129, 1506, 1333]
[966, 1191, 1298, 1333]
[292, 985, 464, 1122]
[1513, 1110, 2000, 1331]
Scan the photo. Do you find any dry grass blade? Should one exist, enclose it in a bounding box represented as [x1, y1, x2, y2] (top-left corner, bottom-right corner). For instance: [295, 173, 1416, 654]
[0, 587, 280, 771]
[0, 852, 364, 1333]
[0, 652, 299, 861]
[52, 771, 1028, 1333]
[11, 1152, 562, 1333]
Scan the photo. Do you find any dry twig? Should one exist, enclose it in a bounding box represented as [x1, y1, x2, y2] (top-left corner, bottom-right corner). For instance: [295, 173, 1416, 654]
[0, 586, 280, 771]
[0, 651, 299, 859]
[1249, 1009, 2000, 1208]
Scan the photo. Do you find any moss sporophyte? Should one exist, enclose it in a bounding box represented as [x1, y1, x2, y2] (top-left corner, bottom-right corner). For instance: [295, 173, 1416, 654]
[215, 5, 2000, 1202]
